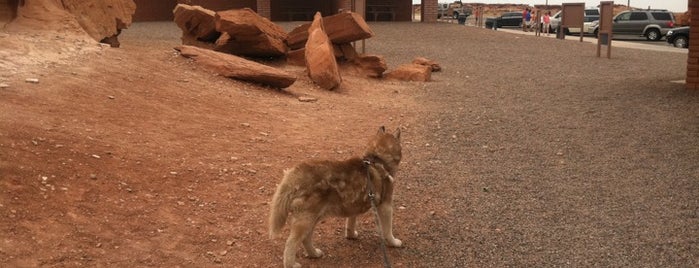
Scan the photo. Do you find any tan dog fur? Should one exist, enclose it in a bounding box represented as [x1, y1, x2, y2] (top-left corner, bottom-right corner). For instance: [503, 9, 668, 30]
[269, 126, 403, 268]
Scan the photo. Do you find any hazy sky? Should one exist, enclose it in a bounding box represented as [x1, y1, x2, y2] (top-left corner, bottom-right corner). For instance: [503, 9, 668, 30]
[419, 1, 688, 12]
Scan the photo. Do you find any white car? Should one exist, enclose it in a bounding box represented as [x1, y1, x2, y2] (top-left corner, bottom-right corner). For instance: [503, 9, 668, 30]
[549, 9, 600, 35]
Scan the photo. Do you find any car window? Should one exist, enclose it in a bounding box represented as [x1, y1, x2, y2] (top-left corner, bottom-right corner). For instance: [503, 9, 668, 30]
[651, 12, 672, 20]
[585, 9, 600, 16]
[584, 16, 599, 22]
[616, 12, 631, 21]
[629, 12, 648, 20]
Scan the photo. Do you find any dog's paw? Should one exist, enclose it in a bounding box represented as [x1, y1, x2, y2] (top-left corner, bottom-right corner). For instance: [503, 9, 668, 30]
[345, 230, 359, 239]
[305, 248, 323, 258]
[387, 238, 403, 247]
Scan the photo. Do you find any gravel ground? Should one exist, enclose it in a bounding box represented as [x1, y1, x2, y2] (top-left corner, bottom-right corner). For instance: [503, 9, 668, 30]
[361, 22, 699, 267]
[120, 20, 699, 266]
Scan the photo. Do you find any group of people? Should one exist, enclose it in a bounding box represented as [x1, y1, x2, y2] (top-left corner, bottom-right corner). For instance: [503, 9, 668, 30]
[522, 8, 553, 36]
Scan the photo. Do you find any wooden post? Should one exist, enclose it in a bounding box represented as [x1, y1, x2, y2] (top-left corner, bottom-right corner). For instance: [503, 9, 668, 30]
[597, 1, 613, 58]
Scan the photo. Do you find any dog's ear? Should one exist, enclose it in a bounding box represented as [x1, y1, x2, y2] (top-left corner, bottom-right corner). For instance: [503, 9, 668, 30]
[394, 127, 401, 140]
[377, 126, 386, 135]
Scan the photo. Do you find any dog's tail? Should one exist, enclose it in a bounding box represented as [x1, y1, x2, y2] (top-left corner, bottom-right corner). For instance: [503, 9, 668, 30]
[269, 169, 294, 239]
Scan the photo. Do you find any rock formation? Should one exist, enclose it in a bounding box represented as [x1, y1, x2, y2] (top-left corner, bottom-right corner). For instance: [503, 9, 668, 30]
[9, 0, 136, 47]
[385, 64, 432, 82]
[304, 12, 342, 90]
[286, 11, 374, 49]
[173, 4, 221, 46]
[175, 45, 296, 88]
[353, 55, 387, 78]
[214, 8, 288, 57]
[412, 57, 441, 72]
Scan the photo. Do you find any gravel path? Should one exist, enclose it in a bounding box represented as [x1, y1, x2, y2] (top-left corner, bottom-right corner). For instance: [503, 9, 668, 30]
[361, 22, 698, 266]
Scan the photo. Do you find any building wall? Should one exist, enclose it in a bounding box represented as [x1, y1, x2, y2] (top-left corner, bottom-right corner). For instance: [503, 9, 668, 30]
[133, 0, 256, 22]
[257, 0, 270, 18]
[688, 0, 699, 89]
[130, 0, 422, 22]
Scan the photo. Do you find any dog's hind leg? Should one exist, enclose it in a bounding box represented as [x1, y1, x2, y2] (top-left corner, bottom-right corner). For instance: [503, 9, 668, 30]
[284, 215, 315, 268]
[378, 203, 402, 247]
[345, 216, 359, 239]
[301, 219, 323, 258]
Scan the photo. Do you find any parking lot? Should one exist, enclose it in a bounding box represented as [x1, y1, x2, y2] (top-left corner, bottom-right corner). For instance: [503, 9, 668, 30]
[482, 26, 687, 53]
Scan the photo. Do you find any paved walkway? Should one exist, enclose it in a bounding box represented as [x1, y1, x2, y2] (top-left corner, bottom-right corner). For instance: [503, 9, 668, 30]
[491, 27, 687, 54]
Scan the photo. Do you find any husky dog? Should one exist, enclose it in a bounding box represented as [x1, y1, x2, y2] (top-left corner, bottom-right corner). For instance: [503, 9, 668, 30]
[269, 126, 403, 268]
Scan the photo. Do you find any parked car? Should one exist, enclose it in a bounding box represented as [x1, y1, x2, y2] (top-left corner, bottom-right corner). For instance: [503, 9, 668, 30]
[485, 12, 523, 29]
[438, 1, 471, 19]
[589, 9, 675, 41]
[549, 8, 599, 34]
[666, 26, 689, 48]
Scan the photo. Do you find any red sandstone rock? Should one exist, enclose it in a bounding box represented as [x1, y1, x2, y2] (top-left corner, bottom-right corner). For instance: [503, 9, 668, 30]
[338, 43, 358, 61]
[11, 0, 136, 45]
[353, 54, 387, 78]
[412, 57, 441, 72]
[286, 48, 306, 66]
[286, 24, 311, 50]
[305, 12, 341, 90]
[286, 12, 374, 50]
[173, 4, 220, 43]
[62, 0, 136, 46]
[215, 8, 288, 57]
[175, 45, 296, 88]
[385, 63, 432, 82]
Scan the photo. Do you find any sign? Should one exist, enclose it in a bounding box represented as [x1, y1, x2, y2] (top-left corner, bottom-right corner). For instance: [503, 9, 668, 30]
[561, 3, 585, 42]
[597, 1, 614, 58]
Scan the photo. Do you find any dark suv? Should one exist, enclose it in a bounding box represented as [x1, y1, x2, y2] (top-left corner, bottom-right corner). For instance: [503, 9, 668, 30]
[589, 9, 675, 41]
[485, 12, 523, 29]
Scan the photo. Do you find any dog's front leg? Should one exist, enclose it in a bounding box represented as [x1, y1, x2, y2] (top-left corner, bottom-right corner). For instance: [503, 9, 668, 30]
[345, 216, 359, 239]
[378, 202, 402, 247]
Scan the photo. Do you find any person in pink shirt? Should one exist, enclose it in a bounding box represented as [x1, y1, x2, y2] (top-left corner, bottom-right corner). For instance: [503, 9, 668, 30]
[542, 11, 552, 36]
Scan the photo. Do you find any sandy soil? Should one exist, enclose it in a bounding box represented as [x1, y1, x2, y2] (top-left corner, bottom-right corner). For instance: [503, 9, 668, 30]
[1, 21, 698, 267]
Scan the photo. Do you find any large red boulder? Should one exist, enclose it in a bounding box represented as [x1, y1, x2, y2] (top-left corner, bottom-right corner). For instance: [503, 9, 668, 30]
[215, 8, 288, 57]
[10, 0, 136, 46]
[286, 11, 374, 50]
[305, 12, 341, 90]
[176, 45, 296, 88]
[173, 4, 220, 43]
[62, 0, 136, 47]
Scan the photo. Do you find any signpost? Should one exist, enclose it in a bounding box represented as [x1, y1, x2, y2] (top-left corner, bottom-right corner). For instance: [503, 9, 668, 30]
[560, 3, 585, 42]
[597, 1, 613, 58]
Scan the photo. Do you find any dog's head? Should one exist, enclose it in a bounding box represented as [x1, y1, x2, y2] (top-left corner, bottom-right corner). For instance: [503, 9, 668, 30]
[364, 126, 402, 175]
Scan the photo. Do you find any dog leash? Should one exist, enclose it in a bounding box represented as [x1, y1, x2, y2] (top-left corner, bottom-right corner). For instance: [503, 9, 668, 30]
[363, 158, 392, 268]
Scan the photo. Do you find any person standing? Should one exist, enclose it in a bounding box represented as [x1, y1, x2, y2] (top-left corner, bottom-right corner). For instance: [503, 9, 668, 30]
[522, 8, 528, 32]
[542, 11, 552, 36]
[524, 8, 532, 32]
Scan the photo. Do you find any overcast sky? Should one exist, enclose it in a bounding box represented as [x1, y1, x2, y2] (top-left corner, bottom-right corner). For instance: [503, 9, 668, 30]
[419, 1, 688, 12]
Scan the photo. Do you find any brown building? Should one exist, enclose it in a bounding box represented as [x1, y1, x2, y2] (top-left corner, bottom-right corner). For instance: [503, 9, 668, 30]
[131, 0, 433, 22]
[1, 0, 439, 24]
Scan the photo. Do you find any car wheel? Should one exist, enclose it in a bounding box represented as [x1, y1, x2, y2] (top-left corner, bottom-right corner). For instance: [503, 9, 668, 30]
[645, 29, 661, 41]
[564, 28, 570, 35]
[453, 12, 459, 18]
[593, 28, 599, 38]
[673, 35, 688, 48]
